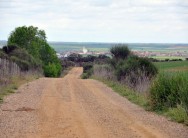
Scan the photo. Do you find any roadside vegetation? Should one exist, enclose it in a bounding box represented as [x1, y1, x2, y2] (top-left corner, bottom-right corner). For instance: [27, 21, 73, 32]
[7, 26, 62, 77]
[150, 72, 188, 123]
[80, 45, 188, 125]
[0, 25, 62, 103]
[0, 74, 39, 104]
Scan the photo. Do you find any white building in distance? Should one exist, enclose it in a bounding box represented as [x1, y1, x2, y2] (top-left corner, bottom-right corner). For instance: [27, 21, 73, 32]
[83, 47, 88, 54]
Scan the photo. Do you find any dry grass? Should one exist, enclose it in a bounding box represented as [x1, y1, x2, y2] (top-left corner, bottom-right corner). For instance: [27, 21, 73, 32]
[166, 67, 188, 72]
[0, 72, 41, 103]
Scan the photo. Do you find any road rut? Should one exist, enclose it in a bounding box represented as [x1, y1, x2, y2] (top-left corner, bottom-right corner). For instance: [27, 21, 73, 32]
[0, 67, 188, 138]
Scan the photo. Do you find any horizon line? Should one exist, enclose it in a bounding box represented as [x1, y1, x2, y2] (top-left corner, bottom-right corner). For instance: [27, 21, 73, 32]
[1, 40, 188, 44]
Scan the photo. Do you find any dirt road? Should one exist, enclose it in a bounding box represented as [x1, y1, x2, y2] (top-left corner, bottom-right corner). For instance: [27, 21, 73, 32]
[0, 67, 188, 138]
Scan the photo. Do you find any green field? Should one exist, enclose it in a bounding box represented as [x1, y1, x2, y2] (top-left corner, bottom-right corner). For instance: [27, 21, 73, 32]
[151, 56, 185, 60]
[154, 61, 188, 72]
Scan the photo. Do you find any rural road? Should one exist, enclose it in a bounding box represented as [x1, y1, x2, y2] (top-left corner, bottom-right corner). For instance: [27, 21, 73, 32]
[0, 67, 188, 138]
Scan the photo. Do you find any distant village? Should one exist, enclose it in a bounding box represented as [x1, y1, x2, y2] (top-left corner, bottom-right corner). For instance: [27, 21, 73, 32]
[57, 47, 110, 58]
[132, 50, 188, 59]
[57, 47, 188, 60]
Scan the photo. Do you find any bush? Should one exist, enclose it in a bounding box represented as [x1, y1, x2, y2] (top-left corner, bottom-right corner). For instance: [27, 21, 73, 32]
[81, 63, 93, 79]
[81, 73, 90, 79]
[110, 44, 130, 60]
[2, 45, 18, 54]
[0, 50, 8, 59]
[115, 56, 158, 81]
[43, 63, 59, 77]
[2, 46, 42, 71]
[10, 56, 30, 71]
[10, 47, 41, 69]
[149, 72, 188, 113]
[83, 63, 93, 73]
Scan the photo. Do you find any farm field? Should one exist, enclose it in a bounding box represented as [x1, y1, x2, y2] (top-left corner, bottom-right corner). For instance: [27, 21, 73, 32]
[154, 61, 188, 72]
[152, 56, 185, 60]
[48, 42, 188, 53]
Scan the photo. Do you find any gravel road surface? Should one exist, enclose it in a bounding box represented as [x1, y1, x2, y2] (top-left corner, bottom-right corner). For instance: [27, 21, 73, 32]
[0, 67, 188, 138]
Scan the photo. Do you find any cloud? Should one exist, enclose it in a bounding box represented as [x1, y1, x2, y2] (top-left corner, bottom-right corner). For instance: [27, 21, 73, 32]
[0, 0, 188, 43]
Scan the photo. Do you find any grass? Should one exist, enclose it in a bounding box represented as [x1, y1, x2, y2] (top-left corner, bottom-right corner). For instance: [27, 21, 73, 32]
[0, 75, 39, 104]
[149, 72, 188, 125]
[154, 61, 188, 72]
[166, 105, 188, 124]
[92, 76, 149, 108]
[91, 68, 188, 125]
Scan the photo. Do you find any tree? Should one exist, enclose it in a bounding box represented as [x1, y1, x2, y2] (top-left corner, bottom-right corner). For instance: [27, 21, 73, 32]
[8, 26, 46, 60]
[7, 26, 62, 77]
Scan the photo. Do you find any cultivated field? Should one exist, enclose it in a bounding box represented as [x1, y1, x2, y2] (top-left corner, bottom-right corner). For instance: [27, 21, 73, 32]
[154, 61, 188, 72]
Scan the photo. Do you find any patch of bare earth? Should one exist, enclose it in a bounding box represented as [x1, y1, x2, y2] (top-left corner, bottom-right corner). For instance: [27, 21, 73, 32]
[0, 67, 188, 138]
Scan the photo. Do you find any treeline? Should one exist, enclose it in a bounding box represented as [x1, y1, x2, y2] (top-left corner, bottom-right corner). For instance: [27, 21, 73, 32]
[0, 26, 62, 78]
[61, 53, 110, 68]
[149, 58, 183, 62]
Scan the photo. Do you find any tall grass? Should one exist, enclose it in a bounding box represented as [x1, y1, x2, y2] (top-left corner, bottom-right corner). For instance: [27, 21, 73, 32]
[120, 70, 151, 94]
[93, 64, 116, 80]
[149, 72, 188, 123]
[150, 72, 188, 111]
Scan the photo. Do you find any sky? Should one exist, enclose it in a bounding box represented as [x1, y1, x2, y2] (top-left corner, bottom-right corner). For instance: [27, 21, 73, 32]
[0, 0, 188, 43]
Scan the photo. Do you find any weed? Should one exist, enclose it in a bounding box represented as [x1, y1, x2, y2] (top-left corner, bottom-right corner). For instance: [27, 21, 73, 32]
[166, 105, 188, 124]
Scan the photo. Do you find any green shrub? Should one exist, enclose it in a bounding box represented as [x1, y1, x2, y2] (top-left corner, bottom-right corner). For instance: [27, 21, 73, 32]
[110, 45, 130, 60]
[43, 63, 59, 77]
[81, 73, 90, 79]
[81, 63, 93, 79]
[149, 72, 188, 113]
[83, 63, 93, 73]
[115, 56, 158, 81]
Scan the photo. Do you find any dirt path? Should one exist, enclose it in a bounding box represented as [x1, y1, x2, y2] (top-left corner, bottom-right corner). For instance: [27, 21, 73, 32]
[0, 67, 188, 138]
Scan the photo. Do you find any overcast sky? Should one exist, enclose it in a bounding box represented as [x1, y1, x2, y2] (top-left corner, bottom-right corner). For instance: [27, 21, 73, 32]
[1, 0, 188, 43]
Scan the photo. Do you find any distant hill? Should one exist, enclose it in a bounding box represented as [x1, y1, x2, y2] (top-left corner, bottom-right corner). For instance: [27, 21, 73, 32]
[0, 40, 7, 48]
[48, 42, 188, 53]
